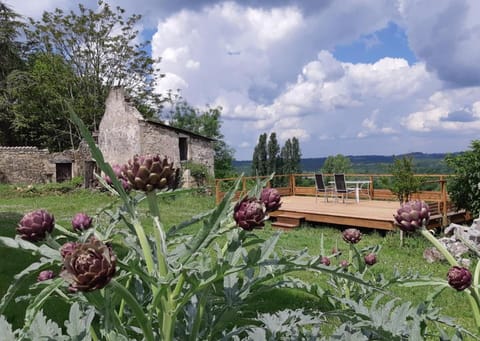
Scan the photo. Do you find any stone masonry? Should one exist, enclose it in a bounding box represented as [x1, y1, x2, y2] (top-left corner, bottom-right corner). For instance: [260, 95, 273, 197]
[98, 88, 215, 184]
[0, 146, 55, 184]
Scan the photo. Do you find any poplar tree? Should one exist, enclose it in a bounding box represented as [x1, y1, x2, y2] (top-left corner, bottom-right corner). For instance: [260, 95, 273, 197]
[252, 133, 268, 176]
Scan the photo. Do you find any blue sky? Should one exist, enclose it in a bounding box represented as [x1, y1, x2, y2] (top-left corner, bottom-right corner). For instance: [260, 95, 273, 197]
[7, 0, 480, 160]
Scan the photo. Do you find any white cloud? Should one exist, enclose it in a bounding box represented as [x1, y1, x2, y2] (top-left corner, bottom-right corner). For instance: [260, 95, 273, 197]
[399, 0, 480, 86]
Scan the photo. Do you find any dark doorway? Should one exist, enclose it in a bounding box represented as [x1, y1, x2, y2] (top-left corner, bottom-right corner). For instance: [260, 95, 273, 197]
[179, 137, 188, 161]
[56, 163, 72, 182]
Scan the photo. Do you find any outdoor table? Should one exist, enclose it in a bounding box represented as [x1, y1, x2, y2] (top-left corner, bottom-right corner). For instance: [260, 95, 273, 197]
[346, 180, 371, 203]
[330, 180, 371, 203]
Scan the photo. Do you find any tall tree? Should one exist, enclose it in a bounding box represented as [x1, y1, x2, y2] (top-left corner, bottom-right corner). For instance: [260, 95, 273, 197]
[5, 53, 79, 150]
[252, 133, 268, 176]
[280, 137, 302, 175]
[167, 96, 236, 178]
[321, 154, 352, 174]
[0, 2, 25, 145]
[23, 0, 163, 133]
[267, 132, 280, 175]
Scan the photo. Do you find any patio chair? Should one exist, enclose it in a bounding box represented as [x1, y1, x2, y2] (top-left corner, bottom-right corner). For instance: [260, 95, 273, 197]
[333, 173, 355, 203]
[314, 173, 333, 202]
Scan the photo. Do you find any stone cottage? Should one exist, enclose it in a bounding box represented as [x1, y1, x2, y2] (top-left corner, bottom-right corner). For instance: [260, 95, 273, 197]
[98, 88, 215, 185]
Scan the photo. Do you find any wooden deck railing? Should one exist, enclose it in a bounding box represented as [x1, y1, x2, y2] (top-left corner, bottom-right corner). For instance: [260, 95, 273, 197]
[215, 173, 454, 225]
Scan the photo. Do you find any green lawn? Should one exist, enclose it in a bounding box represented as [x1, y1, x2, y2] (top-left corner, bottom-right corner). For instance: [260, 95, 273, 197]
[0, 185, 477, 337]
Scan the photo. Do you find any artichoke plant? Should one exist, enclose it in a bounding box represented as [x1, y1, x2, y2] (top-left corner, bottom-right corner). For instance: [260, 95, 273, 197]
[233, 197, 266, 231]
[122, 154, 180, 192]
[393, 200, 430, 232]
[37, 270, 55, 282]
[60, 241, 78, 258]
[71, 213, 93, 232]
[61, 237, 116, 292]
[320, 256, 331, 266]
[260, 187, 282, 212]
[447, 266, 472, 291]
[342, 228, 362, 244]
[364, 253, 377, 266]
[17, 209, 55, 242]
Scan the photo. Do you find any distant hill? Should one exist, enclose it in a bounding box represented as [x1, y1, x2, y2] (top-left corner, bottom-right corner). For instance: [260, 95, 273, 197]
[233, 152, 460, 175]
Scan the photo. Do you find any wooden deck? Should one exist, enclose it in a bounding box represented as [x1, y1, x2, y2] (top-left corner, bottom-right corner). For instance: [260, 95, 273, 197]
[268, 196, 471, 231]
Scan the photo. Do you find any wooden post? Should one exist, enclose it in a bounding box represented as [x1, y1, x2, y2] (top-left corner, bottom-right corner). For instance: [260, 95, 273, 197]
[369, 175, 374, 199]
[291, 174, 296, 196]
[440, 175, 448, 226]
[215, 179, 221, 204]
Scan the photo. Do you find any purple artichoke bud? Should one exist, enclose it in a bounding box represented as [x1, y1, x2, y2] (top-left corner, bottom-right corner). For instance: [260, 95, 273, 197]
[340, 260, 349, 268]
[260, 188, 282, 212]
[393, 200, 430, 232]
[342, 228, 362, 244]
[112, 164, 123, 178]
[60, 242, 78, 258]
[364, 253, 377, 266]
[320, 256, 331, 266]
[123, 155, 180, 192]
[71, 213, 93, 232]
[61, 237, 116, 292]
[233, 197, 266, 231]
[447, 266, 472, 291]
[37, 270, 55, 282]
[17, 209, 55, 242]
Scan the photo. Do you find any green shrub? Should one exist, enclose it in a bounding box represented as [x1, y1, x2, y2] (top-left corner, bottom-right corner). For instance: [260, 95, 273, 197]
[445, 140, 480, 216]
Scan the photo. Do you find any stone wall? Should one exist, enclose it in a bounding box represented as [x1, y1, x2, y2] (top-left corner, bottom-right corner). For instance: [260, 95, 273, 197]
[0, 147, 55, 184]
[99, 88, 216, 187]
[98, 88, 142, 166]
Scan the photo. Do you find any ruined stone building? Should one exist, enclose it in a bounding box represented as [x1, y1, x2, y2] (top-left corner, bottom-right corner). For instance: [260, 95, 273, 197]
[98, 88, 215, 185]
[0, 88, 215, 187]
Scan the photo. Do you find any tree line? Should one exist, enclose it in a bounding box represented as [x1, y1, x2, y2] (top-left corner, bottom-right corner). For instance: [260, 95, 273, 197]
[251, 132, 302, 180]
[0, 1, 235, 177]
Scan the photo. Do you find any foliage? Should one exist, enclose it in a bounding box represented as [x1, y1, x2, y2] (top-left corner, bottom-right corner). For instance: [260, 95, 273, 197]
[0, 1, 163, 150]
[382, 156, 422, 203]
[321, 154, 352, 175]
[267, 132, 281, 176]
[445, 140, 480, 216]
[0, 112, 472, 339]
[281, 137, 302, 175]
[0, 2, 25, 146]
[166, 91, 236, 178]
[183, 161, 211, 186]
[252, 132, 268, 176]
[3, 53, 79, 150]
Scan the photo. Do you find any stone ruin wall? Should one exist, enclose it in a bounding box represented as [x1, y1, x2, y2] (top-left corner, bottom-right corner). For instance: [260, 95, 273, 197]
[0, 147, 56, 184]
[140, 122, 215, 175]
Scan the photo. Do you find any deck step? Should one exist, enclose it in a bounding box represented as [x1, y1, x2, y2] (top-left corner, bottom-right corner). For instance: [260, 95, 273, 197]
[271, 214, 305, 229]
[271, 221, 299, 229]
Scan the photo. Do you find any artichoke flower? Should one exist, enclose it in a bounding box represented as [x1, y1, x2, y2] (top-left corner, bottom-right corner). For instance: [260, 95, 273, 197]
[17, 209, 55, 242]
[103, 164, 131, 191]
[260, 188, 282, 212]
[447, 266, 472, 291]
[364, 253, 377, 266]
[342, 228, 362, 244]
[340, 260, 349, 268]
[233, 197, 266, 231]
[122, 155, 180, 192]
[61, 237, 116, 292]
[71, 213, 93, 232]
[37, 270, 55, 282]
[393, 200, 430, 232]
[60, 242, 78, 258]
[320, 256, 331, 266]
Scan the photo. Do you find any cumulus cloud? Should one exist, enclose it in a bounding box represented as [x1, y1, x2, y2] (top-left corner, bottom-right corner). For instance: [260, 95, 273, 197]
[399, 0, 480, 86]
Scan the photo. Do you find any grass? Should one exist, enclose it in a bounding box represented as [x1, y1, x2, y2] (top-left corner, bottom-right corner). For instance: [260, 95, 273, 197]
[0, 185, 477, 337]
